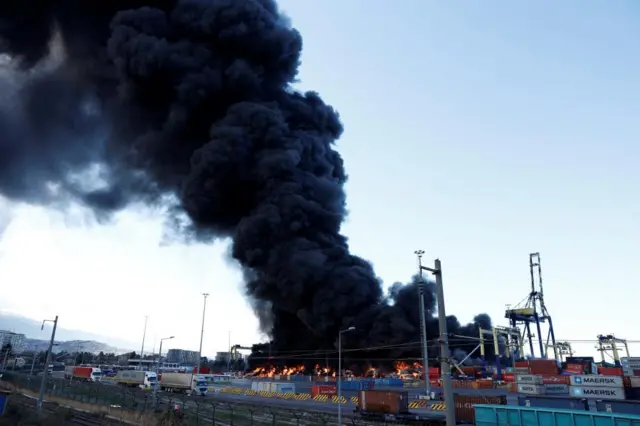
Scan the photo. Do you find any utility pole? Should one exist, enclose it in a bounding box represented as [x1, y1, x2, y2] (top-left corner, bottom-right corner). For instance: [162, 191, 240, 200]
[37, 315, 58, 410]
[415, 249, 431, 398]
[227, 330, 231, 372]
[419, 258, 455, 426]
[196, 293, 209, 375]
[139, 316, 148, 370]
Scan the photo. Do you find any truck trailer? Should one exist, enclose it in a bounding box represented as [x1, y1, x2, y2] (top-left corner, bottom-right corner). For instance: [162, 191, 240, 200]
[159, 373, 208, 396]
[115, 370, 157, 389]
[70, 367, 102, 382]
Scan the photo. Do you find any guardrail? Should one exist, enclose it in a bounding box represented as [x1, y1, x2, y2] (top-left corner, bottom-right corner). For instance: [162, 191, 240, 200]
[0, 372, 429, 425]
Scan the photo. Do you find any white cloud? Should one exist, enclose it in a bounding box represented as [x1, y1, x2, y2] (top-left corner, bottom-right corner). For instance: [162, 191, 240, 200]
[0, 203, 262, 358]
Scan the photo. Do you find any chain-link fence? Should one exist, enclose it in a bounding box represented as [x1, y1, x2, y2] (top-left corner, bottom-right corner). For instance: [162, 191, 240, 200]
[0, 372, 435, 425]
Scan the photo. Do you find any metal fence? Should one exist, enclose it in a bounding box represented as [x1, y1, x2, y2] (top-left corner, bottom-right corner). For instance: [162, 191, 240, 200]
[0, 372, 432, 426]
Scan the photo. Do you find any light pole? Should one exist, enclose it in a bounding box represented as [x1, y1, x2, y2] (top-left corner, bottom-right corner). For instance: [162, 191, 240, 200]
[154, 336, 174, 408]
[196, 293, 208, 375]
[338, 326, 355, 426]
[415, 249, 431, 397]
[419, 258, 455, 426]
[37, 315, 58, 410]
[139, 316, 148, 370]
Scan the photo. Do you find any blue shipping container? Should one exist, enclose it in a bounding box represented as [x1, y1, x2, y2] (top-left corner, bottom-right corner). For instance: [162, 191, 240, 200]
[474, 404, 640, 426]
[0, 391, 7, 416]
[596, 400, 640, 416]
[518, 396, 589, 411]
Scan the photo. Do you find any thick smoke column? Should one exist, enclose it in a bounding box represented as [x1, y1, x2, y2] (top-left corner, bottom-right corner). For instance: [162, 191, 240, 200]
[0, 0, 492, 363]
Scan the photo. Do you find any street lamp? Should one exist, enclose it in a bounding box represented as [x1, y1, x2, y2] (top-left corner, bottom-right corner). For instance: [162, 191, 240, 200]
[154, 336, 174, 408]
[196, 293, 209, 375]
[338, 326, 356, 426]
[37, 315, 58, 410]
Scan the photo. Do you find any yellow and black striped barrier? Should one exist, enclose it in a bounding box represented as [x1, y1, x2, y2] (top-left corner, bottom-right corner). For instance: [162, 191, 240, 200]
[430, 403, 446, 411]
[312, 394, 329, 402]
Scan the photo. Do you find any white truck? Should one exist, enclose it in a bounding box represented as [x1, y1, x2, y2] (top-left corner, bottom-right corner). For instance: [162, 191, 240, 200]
[159, 373, 208, 396]
[115, 370, 157, 389]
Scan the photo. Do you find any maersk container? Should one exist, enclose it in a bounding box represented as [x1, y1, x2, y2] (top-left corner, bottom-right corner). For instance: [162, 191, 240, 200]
[474, 404, 640, 426]
[518, 396, 589, 411]
[596, 400, 640, 416]
[571, 385, 626, 400]
[517, 384, 545, 395]
[544, 384, 569, 395]
[569, 375, 623, 388]
[517, 375, 543, 385]
[270, 382, 295, 393]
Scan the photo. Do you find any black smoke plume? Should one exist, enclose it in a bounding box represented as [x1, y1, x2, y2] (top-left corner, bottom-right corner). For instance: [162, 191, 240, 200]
[0, 0, 494, 369]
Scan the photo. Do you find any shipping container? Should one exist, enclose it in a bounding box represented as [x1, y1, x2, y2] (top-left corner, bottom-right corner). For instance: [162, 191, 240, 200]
[626, 388, 640, 401]
[251, 381, 272, 392]
[515, 367, 531, 374]
[517, 375, 543, 385]
[517, 384, 545, 395]
[565, 364, 585, 374]
[270, 382, 295, 393]
[569, 375, 624, 388]
[599, 367, 624, 377]
[517, 395, 589, 411]
[541, 375, 570, 385]
[567, 357, 595, 363]
[452, 394, 506, 425]
[474, 404, 640, 426]
[596, 400, 640, 416]
[311, 385, 336, 397]
[357, 390, 409, 415]
[544, 384, 569, 395]
[502, 373, 515, 382]
[571, 385, 626, 400]
[630, 377, 640, 388]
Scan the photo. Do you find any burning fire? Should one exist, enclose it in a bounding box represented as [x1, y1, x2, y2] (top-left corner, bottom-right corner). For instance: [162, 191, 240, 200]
[250, 365, 307, 377]
[248, 360, 426, 379]
[395, 361, 423, 379]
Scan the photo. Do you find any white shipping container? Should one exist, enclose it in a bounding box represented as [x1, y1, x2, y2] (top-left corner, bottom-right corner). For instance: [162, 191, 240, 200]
[629, 377, 640, 388]
[517, 384, 545, 395]
[569, 375, 623, 388]
[515, 367, 530, 374]
[621, 360, 640, 369]
[570, 386, 625, 400]
[544, 384, 569, 395]
[623, 368, 639, 377]
[269, 382, 295, 393]
[621, 357, 640, 365]
[516, 375, 543, 385]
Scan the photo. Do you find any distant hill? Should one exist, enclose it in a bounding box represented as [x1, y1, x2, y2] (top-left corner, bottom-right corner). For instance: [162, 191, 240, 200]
[0, 312, 136, 353]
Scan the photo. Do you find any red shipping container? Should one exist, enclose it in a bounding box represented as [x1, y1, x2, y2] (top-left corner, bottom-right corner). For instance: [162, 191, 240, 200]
[515, 361, 529, 368]
[529, 360, 559, 375]
[428, 367, 440, 375]
[566, 363, 585, 374]
[541, 375, 569, 385]
[429, 379, 440, 387]
[311, 385, 337, 397]
[598, 367, 623, 376]
[502, 373, 515, 382]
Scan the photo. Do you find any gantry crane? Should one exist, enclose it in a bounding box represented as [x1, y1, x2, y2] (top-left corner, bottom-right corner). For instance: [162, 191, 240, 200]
[597, 334, 630, 366]
[505, 252, 558, 360]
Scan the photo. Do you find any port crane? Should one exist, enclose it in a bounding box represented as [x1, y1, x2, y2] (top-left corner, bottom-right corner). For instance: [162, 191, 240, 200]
[505, 252, 558, 360]
[596, 334, 630, 366]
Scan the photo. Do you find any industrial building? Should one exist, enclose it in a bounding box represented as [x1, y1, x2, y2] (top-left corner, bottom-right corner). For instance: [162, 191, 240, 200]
[0, 330, 25, 353]
[166, 348, 200, 365]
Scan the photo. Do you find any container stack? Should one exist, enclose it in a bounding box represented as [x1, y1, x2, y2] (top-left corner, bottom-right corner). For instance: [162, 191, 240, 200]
[512, 359, 570, 396]
[569, 375, 625, 400]
[621, 357, 640, 400]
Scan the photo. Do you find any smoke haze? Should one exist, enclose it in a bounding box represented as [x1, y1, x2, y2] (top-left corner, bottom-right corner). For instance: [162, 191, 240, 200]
[0, 0, 493, 364]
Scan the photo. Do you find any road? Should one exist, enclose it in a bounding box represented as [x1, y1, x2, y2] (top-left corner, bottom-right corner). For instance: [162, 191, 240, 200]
[98, 376, 522, 417]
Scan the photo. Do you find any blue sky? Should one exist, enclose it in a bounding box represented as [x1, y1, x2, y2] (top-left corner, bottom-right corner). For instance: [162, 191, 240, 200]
[0, 1, 638, 359]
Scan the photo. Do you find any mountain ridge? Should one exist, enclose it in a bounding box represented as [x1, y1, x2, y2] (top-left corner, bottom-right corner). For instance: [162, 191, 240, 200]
[0, 311, 136, 353]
